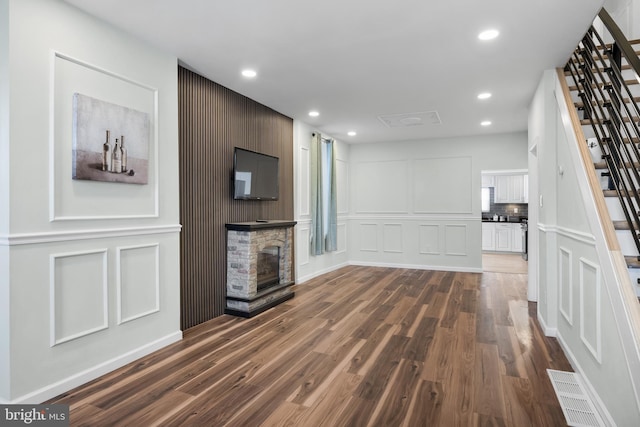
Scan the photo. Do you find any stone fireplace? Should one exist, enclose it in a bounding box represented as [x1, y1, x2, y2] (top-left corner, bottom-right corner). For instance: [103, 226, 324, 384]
[225, 220, 296, 317]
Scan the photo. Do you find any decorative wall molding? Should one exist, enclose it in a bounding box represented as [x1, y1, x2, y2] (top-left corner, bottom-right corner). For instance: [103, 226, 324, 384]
[383, 223, 403, 253]
[579, 257, 602, 364]
[49, 249, 109, 347]
[536, 223, 596, 245]
[49, 51, 160, 221]
[552, 70, 640, 422]
[444, 224, 468, 256]
[559, 246, 573, 325]
[0, 224, 181, 246]
[295, 222, 347, 262]
[347, 218, 475, 266]
[116, 243, 160, 324]
[359, 223, 378, 252]
[352, 160, 409, 214]
[419, 224, 441, 255]
[298, 146, 310, 217]
[8, 331, 182, 405]
[349, 260, 482, 274]
[413, 156, 473, 214]
[337, 223, 347, 254]
[297, 226, 310, 266]
[336, 159, 349, 215]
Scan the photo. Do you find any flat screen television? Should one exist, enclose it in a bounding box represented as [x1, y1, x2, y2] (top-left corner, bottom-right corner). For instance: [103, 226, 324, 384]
[233, 147, 279, 200]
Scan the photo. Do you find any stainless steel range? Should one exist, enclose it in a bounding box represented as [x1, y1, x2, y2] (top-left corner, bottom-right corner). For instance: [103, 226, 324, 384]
[521, 219, 528, 260]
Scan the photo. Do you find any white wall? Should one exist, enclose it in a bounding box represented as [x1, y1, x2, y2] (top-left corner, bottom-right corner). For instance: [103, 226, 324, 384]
[346, 133, 528, 272]
[0, 0, 10, 402]
[294, 120, 350, 282]
[529, 69, 640, 425]
[0, 0, 181, 403]
[529, 70, 561, 326]
[604, 0, 640, 38]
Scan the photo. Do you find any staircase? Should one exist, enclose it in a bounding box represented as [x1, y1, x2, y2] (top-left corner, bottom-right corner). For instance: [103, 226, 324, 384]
[564, 9, 640, 297]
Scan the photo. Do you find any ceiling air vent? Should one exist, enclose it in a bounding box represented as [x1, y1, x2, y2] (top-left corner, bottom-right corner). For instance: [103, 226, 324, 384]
[377, 111, 441, 128]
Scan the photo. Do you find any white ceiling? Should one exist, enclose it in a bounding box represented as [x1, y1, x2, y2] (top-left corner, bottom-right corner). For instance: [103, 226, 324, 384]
[64, 0, 603, 144]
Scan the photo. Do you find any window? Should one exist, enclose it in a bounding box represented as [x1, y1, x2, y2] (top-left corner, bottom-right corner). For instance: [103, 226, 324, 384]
[310, 133, 337, 255]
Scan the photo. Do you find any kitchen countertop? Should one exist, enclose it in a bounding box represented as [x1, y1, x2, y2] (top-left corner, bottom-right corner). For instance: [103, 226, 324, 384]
[482, 218, 527, 223]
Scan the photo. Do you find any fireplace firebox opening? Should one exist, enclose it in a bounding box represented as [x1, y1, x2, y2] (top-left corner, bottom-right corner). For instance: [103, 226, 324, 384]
[257, 246, 280, 291]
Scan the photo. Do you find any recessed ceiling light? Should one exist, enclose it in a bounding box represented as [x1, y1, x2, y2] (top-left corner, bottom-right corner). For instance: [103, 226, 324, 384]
[481, 120, 492, 126]
[308, 111, 319, 117]
[478, 29, 499, 41]
[348, 131, 357, 136]
[477, 92, 492, 100]
[241, 69, 257, 78]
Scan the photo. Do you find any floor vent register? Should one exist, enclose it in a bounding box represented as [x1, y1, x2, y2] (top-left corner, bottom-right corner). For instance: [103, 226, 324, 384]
[547, 369, 605, 427]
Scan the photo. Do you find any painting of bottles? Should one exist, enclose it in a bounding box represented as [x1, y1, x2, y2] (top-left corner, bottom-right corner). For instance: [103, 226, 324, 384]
[72, 93, 150, 185]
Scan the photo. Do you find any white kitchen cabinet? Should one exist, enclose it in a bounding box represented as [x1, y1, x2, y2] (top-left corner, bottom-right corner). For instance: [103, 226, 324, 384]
[482, 222, 523, 253]
[494, 175, 510, 203]
[512, 225, 523, 252]
[494, 174, 528, 203]
[510, 174, 525, 202]
[482, 223, 496, 250]
[481, 174, 495, 187]
[495, 224, 513, 251]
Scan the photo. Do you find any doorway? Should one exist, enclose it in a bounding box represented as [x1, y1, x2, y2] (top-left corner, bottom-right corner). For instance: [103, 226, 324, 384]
[482, 253, 528, 274]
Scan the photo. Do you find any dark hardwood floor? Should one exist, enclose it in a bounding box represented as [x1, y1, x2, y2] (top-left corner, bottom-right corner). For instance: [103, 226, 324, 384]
[49, 265, 572, 426]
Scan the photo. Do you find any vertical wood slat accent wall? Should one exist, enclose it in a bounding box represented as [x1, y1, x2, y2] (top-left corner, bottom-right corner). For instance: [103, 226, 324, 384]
[178, 67, 294, 330]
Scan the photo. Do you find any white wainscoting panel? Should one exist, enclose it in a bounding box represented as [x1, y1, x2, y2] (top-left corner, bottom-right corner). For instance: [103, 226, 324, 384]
[337, 222, 347, 254]
[50, 249, 108, 346]
[353, 161, 409, 214]
[359, 223, 378, 252]
[444, 224, 467, 256]
[299, 146, 310, 217]
[579, 257, 602, 363]
[559, 247, 573, 325]
[419, 224, 441, 255]
[383, 223, 403, 253]
[117, 244, 160, 324]
[413, 156, 472, 214]
[337, 159, 348, 215]
[298, 226, 310, 265]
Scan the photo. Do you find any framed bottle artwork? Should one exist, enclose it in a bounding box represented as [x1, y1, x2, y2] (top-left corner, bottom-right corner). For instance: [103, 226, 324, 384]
[71, 93, 150, 185]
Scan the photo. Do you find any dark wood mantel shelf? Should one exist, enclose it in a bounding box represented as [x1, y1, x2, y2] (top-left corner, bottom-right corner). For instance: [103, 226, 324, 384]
[225, 220, 297, 231]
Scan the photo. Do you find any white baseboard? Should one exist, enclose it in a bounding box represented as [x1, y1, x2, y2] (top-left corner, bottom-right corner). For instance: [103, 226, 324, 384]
[538, 314, 616, 425]
[348, 260, 483, 274]
[296, 262, 350, 284]
[537, 311, 557, 337]
[555, 332, 616, 427]
[296, 261, 482, 285]
[6, 331, 182, 404]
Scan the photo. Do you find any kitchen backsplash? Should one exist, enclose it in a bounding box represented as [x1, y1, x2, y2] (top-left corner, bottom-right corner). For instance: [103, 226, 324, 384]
[485, 187, 528, 218]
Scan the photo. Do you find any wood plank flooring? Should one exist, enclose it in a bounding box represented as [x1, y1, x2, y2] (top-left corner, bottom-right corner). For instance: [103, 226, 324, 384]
[49, 265, 572, 426]
[482, 253, 528, 274]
